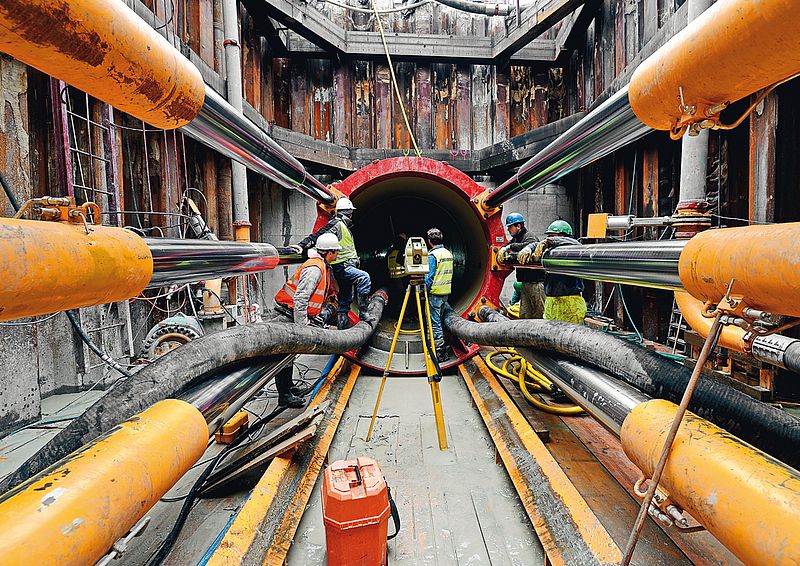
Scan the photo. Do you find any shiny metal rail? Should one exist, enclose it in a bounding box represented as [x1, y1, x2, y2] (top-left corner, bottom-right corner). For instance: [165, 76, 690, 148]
[484, 88, 651, 209]
[542, 240, 687, 290]
[146, 238, 302, 288]
[523, 350, 650, 435]
[182, 87, 336, 206]
[180, 356, 294, 435]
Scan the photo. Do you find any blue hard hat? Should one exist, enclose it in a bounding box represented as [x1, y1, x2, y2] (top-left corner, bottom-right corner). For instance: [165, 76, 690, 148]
[505, 212, 525, 227]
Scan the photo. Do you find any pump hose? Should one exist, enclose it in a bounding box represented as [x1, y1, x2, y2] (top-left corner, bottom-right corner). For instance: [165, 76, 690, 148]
[0, 293, 387, 492]
[444, 306, 800, 469]
[485, 349, 584, 416]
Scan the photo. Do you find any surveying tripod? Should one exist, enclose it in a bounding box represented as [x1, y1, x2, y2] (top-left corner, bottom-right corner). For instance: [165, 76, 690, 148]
[366, 275, 448, 450]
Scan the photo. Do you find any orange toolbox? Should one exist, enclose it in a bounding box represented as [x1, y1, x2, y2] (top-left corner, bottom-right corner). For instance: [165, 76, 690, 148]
[322, 456, 399, 566]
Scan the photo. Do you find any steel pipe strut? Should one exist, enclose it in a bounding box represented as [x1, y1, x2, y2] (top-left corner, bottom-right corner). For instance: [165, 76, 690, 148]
[629, 0, 800, 132]
[0, 0, 205, 129]
[145, 238, 300, 288]
[443, 306, 800, 468]
[182, 87, 336, 206]
[622, 399, 800, 565]
[180, 356, 295, 435]
[542, 240, 687, 291]
[0, 293, 387, 492]
[521, 350, 650, 436]
[484, 88, 651, 209]
[0, 400, 208, 566]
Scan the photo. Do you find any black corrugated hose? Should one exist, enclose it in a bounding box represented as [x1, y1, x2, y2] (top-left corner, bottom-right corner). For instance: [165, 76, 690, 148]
[444, 306, 800, 469]
[0, 293, 387, 492]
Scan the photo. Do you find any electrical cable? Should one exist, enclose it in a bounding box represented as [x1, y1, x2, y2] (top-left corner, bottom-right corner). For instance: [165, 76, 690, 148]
[0, 312, 61, 327]
[371, 0, 421, 157]
[146, 406, 286, 565]
[201, 288, 240, 325]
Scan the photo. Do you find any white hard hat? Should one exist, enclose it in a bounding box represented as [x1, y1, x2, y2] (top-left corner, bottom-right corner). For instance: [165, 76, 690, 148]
[315, 232, 341, 252]
[335, 197, 356, 212]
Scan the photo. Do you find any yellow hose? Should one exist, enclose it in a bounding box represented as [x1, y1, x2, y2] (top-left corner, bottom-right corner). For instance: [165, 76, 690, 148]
[485, 350, 584, 416]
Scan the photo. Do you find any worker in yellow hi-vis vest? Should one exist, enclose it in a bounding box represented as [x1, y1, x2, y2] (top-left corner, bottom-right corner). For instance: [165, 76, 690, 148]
[424, 227, 453, 362]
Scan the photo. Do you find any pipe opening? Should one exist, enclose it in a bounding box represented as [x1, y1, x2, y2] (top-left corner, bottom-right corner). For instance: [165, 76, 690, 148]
[348, 173, 489, 373]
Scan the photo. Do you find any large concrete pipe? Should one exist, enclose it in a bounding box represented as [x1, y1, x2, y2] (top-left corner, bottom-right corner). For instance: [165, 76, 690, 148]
[0, 400, 208, 566]
[621, 399, 800, 565]
[318, 157, 508, 374]
[629, 0, 800, 134]
[0, 217, 302, 321]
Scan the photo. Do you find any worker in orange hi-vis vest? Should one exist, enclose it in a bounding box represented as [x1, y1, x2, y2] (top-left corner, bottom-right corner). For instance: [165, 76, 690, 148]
[268, 232, 340, 408]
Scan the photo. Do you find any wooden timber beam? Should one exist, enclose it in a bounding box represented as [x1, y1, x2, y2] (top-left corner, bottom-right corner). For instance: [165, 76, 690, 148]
[493, 0, 586, 62]
[242, 0, 289, 55]
[254, 0, 347, 53]
[554, 0, 601, 60]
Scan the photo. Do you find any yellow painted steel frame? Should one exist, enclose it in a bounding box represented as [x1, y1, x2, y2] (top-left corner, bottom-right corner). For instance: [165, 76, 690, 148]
[0, 0, 205, 129]
[208, 358, 358, 566]
[629, 0, 800, 133]
[0, 400, 209, 566]
[678, 222, 800, 318]
[0, 218, 154, 321]
[459, 357, 621, 566]
[621, 399, 800, 565]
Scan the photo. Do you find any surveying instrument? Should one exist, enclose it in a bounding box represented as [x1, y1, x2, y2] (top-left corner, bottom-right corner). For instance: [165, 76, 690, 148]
[366, 237, 448, 450]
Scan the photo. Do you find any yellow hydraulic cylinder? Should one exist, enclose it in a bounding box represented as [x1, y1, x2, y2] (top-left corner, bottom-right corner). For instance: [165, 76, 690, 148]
[629, 0, 800, 133]
[678, 222, 800, 318]
[0, 399, 208, 566]
[0, 218, 154, 321]
[0, 0, 205, 129]
[673, 291, 746, 352]
[621, 399, 800, 566]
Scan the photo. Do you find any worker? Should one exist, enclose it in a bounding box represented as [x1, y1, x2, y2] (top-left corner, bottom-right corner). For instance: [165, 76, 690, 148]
[497, 212, 545, 319]
[518, 220, 586, 324]
[271, 233, 340, 407]
[294, 197, 372, 330]
[425, 227, 453, 362]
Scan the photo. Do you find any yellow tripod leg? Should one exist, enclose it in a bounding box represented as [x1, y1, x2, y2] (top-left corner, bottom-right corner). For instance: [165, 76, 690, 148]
[423, 286, 437, 357]
[415, 284, 448, 450]
[366, 285, 412, 441]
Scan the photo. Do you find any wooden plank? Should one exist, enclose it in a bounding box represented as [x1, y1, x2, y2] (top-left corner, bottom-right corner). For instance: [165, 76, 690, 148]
[432, 63, 451, 149]
[203, 149, 219, 236]
[471, 65, 492, 150]
[458, 358, 622, 566]
[749, 92, 778, 223]
[614, 0, 626, 77]
[332, 58, 352, 147]
[202, 424, 320, 494]
[291, 60, 310, 135]
[375, 64, 392, 149]
[393, 62, 415, 150]
[415, 64, 433, 150]
[353, 61, 374, 149]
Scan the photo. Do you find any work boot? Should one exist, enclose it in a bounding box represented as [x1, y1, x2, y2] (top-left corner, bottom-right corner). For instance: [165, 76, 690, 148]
[337, 312, 351, 330]
[278, 392, 305, 408]
[435, 341, 450, 363]
[357, 294, 370, 320]
[276, 368, 304, 408]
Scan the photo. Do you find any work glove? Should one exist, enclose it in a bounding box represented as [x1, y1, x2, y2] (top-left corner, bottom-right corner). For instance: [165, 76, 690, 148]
[287, 244, 303, 254]
[497, 245, 513, 264]
[516, 245, 535, 265]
